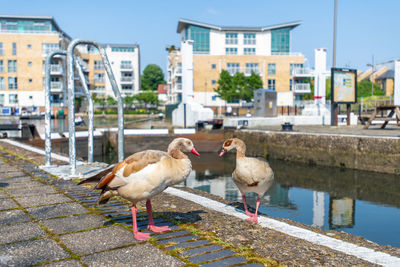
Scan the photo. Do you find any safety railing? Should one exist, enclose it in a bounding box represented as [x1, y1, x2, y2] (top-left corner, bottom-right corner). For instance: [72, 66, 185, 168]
[67, 39, 124, 176]
[45, 50, 95, 167]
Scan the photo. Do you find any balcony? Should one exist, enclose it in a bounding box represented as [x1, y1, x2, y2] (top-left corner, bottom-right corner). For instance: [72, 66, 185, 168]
[294, 83, 311, 94]
[174, 68, 182, 76]
[120, 64, 133, 70]
[292, 67, 313, 77]
[94, 78, 105, 84]
[50, 64, 63, 75]
[120, 77, 134, 83]
[50, 81, 63, 92]
[176, 83, 182, 90]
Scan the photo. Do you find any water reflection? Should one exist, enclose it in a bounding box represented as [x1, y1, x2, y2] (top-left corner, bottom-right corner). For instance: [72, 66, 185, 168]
[187, 153, 400, 248]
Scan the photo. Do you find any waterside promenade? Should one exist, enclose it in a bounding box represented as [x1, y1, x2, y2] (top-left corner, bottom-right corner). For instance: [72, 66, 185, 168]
[0, 138, 400, 266]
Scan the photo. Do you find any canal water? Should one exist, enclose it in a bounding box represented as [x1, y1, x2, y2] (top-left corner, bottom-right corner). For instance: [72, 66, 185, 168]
[186, 153, 400, 248]
[2, 118, 399, 247]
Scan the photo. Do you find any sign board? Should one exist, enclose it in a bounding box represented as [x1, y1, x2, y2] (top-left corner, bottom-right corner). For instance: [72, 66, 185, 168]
[277, 92, 294, 107]
[331, 68, 357, 104]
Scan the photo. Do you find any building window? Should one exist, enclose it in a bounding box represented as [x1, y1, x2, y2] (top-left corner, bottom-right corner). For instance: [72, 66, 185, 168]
[290, 79, 293, 91]
[212, 95, 217, 101]
[225, 33, 238, 45]
[87, 46, 99, 54]
[290, 63, 304, 75]
[211, 64, 216, 69]
[0, 77, 4, 90]
[111, 47, 135, 52]
[42, 43, 60, 56]
[94, 86, 105, 91]
[94, 73, 105, 83]
[245, 63, 259, 75]
[12, 43, 17, 56]
[268, 63, 276, 75]
[8, 60, 17, 73]
[8, 77, 18, 89]
[226, 63, 240, 75]
[0, 60, 3, 73]
[28, 61, 32, 66]
[225, 48, 237, 55]
[271, 28, 290, 54]
[0, 94, 4, 105]
[243, 48, 256, 55]
[120, 60, 132, 69]
[9, 94, 18, 104]
[268, 79, 276, 90]
[185, 25, 210, 54]
[94, 60, 105, 70]
[243, 33, 256, 45]
[29, 79, 33, 83]
[0, 43, 3, 56]
[122, 85, 133, 90]
[27, 44, 32, 49]
[211, 80, 216, 85]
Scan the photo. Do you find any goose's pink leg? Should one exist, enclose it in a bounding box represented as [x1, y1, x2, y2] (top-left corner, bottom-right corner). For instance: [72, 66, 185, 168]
[246, 197, 261, 223]
[146, 200, 171, 232]
[131, 205, 150, 240]
[242, 195, 254, 217]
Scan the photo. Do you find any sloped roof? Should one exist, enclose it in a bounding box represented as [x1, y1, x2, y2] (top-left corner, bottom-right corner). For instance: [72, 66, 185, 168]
[177, 18, 301, 33]
[374, 70, 394, 80]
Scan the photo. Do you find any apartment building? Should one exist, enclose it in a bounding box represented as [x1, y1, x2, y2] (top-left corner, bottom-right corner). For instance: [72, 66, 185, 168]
[79, 43, 140, 98]
[0, 15, 70, 109]
[0, 14, 140, 112]
[167, 19, 311, 106]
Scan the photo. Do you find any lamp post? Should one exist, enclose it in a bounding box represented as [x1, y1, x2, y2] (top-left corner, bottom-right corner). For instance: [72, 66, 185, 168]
[367, 55, 374, 97]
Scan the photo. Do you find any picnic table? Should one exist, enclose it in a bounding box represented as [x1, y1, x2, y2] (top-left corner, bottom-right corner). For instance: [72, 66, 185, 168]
[363, 105, 400, 129]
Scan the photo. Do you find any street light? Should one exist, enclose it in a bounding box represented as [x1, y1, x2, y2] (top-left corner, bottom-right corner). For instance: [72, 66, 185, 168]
[367, 55, 374, 97]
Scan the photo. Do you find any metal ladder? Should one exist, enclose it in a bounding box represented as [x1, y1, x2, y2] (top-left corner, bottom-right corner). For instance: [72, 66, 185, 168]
[44, 39, 125, 177]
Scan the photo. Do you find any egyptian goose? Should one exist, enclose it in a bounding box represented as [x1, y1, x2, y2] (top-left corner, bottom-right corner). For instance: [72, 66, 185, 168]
[79, 138, 200, 240]
[219, 138, 274, 223]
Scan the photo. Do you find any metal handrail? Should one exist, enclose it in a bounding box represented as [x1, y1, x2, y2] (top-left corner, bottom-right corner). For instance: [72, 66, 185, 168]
[45, 50, 66, 167]
[67, 39, 124, 176]
[74, 56, 94, 163]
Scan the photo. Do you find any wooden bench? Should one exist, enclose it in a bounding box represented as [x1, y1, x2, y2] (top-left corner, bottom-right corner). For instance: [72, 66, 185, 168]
[363, 105, 400, 129]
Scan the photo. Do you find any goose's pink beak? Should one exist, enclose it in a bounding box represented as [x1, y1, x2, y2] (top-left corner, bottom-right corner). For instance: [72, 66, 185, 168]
[191, 148, 200, 156]
[219, 149, 226, 157]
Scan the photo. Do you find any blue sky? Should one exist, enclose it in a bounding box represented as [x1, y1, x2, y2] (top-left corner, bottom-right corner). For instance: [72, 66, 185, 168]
[3, 0, 399, 74]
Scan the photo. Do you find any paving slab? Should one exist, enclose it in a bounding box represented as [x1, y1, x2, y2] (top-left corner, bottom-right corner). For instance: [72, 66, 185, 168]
[0, 209, 31, 225]
[5, 185, 58, 196]
[0, 176, 32, 183]
[154, 230, 189, 240]
[41, 214, 107, 234]
[2, 180, 43, 189]
[27, 202, 89, 220]
[158, 235, 199, 245]
[189, 249, 236, 264]
[199, 256, 248, 267]
[0, 198, 18, 210]
[81, 243, 184, 267]
[43, 259, 82, 267]
[59, 225, 136, 255]
[181, 244, 223, 257]
[166, 239, 211, 250]
[14, 193, 72, 207]
[0, 238, 69, 266]
[0, 222, 45, 245]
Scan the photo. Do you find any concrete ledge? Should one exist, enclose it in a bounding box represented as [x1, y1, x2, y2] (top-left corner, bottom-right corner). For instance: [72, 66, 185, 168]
[173, 128, 196, 135]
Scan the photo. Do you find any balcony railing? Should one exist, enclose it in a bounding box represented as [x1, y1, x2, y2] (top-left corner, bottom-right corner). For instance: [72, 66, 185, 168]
[294, 83, 311, 93]
[120, 64, 133, 70]
[50, 81, 63, 91]
[94, 65, 105, 70]
[271, 52, 303, 56]
[50, 64, 63, 74]
[120, 77, 134, 83]
[94, 78, 105, 83]
[292, 68, 313, 76]
[176, 83, 182, 90]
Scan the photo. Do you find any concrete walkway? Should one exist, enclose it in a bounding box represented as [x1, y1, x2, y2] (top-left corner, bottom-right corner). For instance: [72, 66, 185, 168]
[0, 146, 263, 266]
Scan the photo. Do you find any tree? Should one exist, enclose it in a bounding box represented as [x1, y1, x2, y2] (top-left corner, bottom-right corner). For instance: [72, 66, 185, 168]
[214, 70, 263, 102]
[325, 78, 384, 99]
[123, 95, 135, 109]
[140, 64, 166, 91]
[92, 94, 106, 109]
[134, 91, 159, 106]
[106, 96, 117, 106]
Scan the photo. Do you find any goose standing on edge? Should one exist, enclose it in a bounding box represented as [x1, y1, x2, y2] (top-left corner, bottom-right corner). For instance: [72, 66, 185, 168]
[79, 138, 200, 240]
[219, 138, 274, 223]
